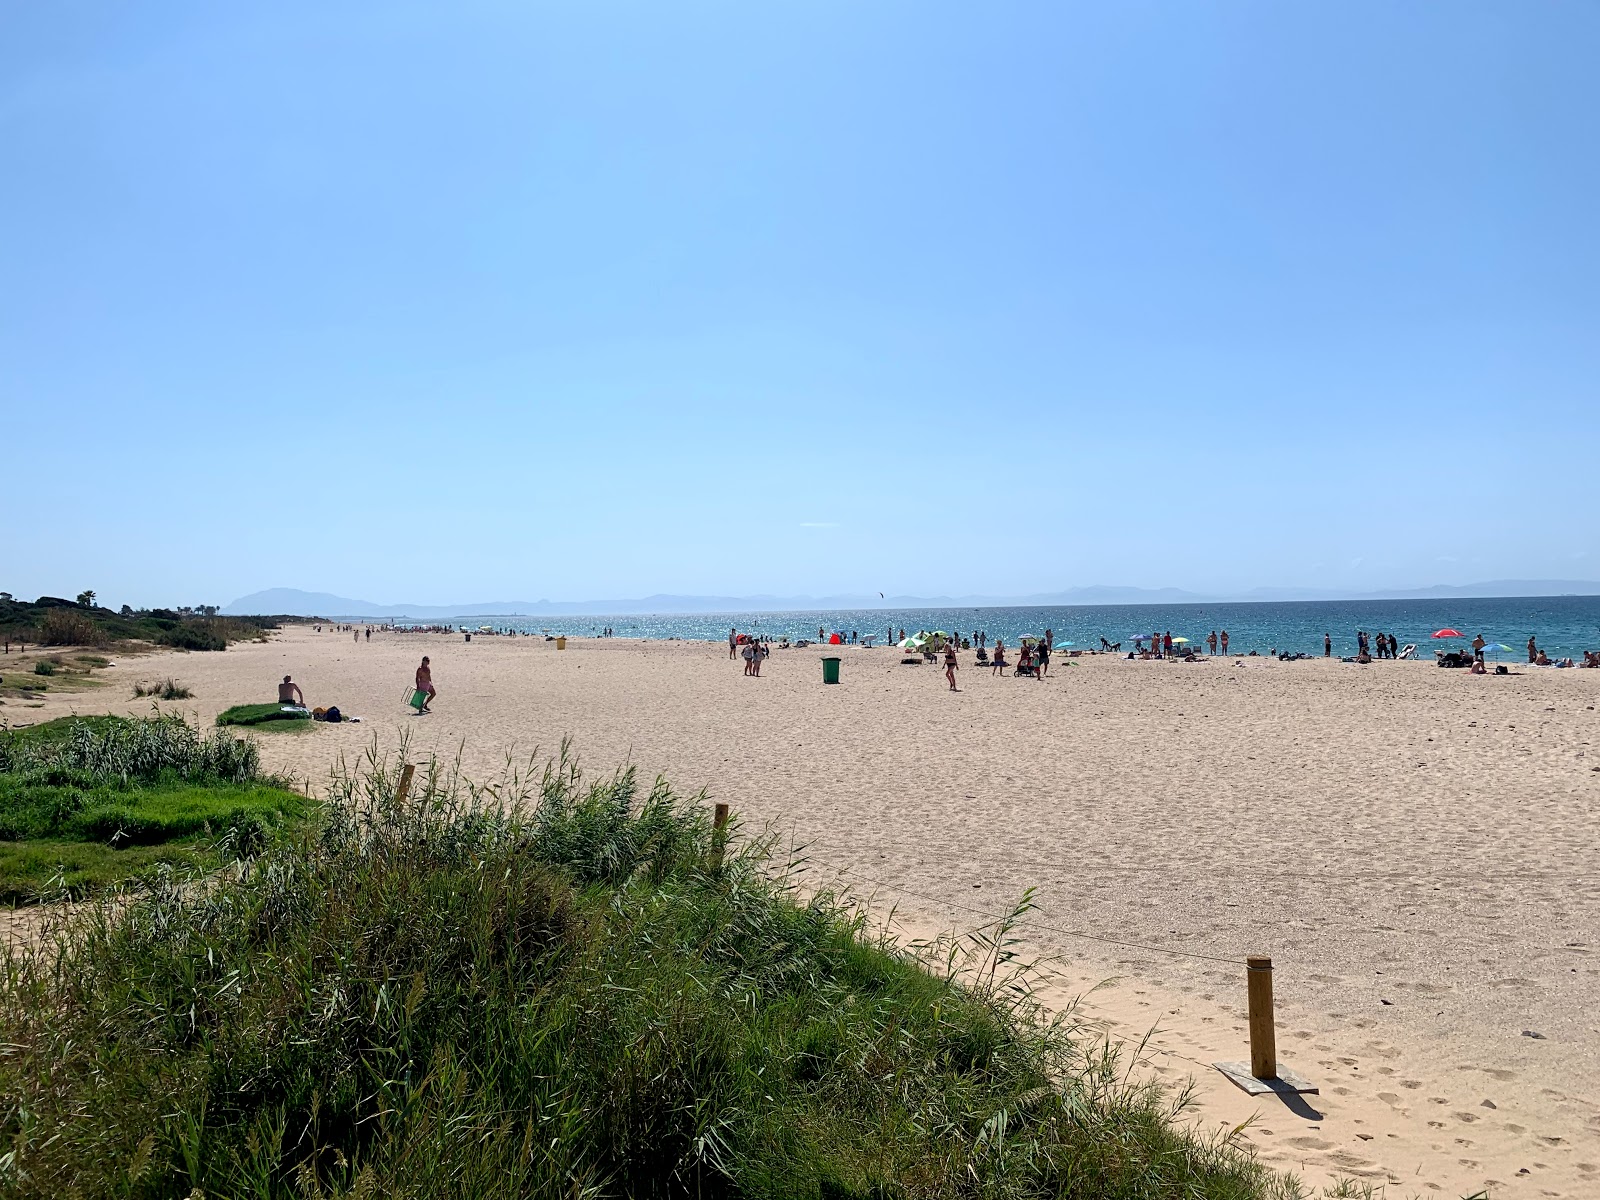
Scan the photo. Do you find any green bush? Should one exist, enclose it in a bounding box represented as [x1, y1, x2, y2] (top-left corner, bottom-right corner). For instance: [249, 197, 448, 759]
[32, 661, 54, 676]
[0, 742, 1295, 1200]
[158, 625, 225, 652]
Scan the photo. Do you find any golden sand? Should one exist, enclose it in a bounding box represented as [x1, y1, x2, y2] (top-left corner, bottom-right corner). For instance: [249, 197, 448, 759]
[11, 625, 1598, 1197]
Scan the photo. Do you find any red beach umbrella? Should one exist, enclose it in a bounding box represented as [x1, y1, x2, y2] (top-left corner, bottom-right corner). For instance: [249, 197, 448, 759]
[1431, 628, 1463, 639]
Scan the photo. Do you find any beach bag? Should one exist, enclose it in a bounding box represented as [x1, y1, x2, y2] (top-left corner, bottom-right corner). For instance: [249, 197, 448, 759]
[324, 706, 341, 723]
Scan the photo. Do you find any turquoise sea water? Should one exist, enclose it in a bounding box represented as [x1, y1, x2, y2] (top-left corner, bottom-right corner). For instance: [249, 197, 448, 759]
[428, 596, 1600, 660]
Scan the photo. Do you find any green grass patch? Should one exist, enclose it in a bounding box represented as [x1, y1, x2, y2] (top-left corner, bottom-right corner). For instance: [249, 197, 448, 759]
[0, 714, 308, 901]
[0, 743, 1303, 1199]
[216, 702, 310, 727]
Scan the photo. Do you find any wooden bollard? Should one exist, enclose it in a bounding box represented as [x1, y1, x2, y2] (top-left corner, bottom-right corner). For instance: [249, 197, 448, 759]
[394, 763, 416, 809]
[1246, 954, 1277, 1079]
[710, 802, 730, 871]
[1214, 954, 1315, 1095]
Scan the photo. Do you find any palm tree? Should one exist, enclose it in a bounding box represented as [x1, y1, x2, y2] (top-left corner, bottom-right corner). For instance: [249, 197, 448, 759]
[76, 590, 97, 608]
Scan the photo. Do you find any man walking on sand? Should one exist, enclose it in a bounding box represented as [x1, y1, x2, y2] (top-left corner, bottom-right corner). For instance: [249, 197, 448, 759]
[415, 656, 436, 713]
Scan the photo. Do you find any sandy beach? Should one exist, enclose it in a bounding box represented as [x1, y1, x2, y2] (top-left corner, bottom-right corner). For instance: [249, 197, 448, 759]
[8, 625, 1598, 1197]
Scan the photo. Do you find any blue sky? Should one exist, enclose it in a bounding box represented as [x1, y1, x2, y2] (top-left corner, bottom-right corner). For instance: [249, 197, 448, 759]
[5, 2, 1596, 608]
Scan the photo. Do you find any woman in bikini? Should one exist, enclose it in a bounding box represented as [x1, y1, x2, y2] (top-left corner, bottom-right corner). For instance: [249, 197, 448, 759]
[944, 641, 959, 691]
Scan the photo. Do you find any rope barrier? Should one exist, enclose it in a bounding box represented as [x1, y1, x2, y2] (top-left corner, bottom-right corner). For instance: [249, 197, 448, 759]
[827, 863, 1248, 967]
[824, 839, 1591, 888]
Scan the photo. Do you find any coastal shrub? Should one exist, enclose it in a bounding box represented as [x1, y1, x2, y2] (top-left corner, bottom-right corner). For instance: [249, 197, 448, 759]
[31, 661, 54, 676]
[36, 608, 98, 647]
[0, 739, 1296, 1199]
[158, 624, 226, 651]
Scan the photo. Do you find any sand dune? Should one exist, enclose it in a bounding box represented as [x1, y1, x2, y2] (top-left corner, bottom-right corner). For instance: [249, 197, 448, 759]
[11, 625, 1598, 1197]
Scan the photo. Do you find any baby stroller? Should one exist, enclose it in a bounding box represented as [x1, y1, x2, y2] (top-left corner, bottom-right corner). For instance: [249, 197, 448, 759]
[1013, 638, 1040, 677]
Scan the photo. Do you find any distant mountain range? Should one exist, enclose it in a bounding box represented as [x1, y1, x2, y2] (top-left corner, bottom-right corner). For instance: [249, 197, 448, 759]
[223, 581, 1600, 619]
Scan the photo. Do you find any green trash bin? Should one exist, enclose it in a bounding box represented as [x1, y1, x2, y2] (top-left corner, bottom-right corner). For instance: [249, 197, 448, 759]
[821, 656, 841, 684]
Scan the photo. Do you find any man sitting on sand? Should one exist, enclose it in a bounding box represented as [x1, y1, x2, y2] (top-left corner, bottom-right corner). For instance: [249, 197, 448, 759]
[416, 656, 436, 712]
[278, 675, 304, 706]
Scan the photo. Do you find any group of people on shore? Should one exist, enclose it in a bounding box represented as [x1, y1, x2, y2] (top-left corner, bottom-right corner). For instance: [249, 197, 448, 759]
[1348, 630, 1400, 660]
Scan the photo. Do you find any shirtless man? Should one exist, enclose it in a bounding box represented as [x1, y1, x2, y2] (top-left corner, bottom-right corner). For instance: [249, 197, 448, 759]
[278, 675, 304, 706]
[415, 656, 436, 712]
[729, 628, 738, 660]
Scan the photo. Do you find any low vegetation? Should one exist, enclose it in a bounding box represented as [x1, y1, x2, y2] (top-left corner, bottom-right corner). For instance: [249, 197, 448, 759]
[0, 714, 308, 900]
[216, 702, 310, 727]
[0, 594, 284, 652]
[131, 677, 193, 700]
[0, 740, 1304, 1199]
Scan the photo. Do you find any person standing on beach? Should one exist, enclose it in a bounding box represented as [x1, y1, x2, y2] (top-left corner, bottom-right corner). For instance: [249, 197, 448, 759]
[1220, 630, 1229, 655]
[1036, 636, 1050, 679]
[1324, 632, 1331, 657]
[415, 657, 436, 713]
[729, 628, 737, 659]
[1207, 630, 1217, 655]
[741, 640, 756, 676]
[1527, 635, 1537, 663]
[1162, 631, 1172, 658]
[944, 641, 959, 691]
[1472, 633, 1486, 663]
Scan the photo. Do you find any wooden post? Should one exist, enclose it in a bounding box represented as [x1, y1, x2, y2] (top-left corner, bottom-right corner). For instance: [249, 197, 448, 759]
[710, 802, 730, 871]
[1247, 954, 1277, 1079]
[394, 763, 415, 809]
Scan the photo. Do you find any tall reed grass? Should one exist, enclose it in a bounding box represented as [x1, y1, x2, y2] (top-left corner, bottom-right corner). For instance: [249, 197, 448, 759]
[0, 737, 1307, 1199]
[36, 608, 98, 647]
[0, 711, 260, 785]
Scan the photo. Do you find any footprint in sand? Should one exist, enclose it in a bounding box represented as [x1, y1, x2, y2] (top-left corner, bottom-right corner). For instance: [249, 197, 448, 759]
[1286, 1136, 1335, 1150]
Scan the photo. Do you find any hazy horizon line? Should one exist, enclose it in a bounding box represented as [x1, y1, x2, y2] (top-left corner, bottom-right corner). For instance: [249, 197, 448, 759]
[219, 580, 1600, 618]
